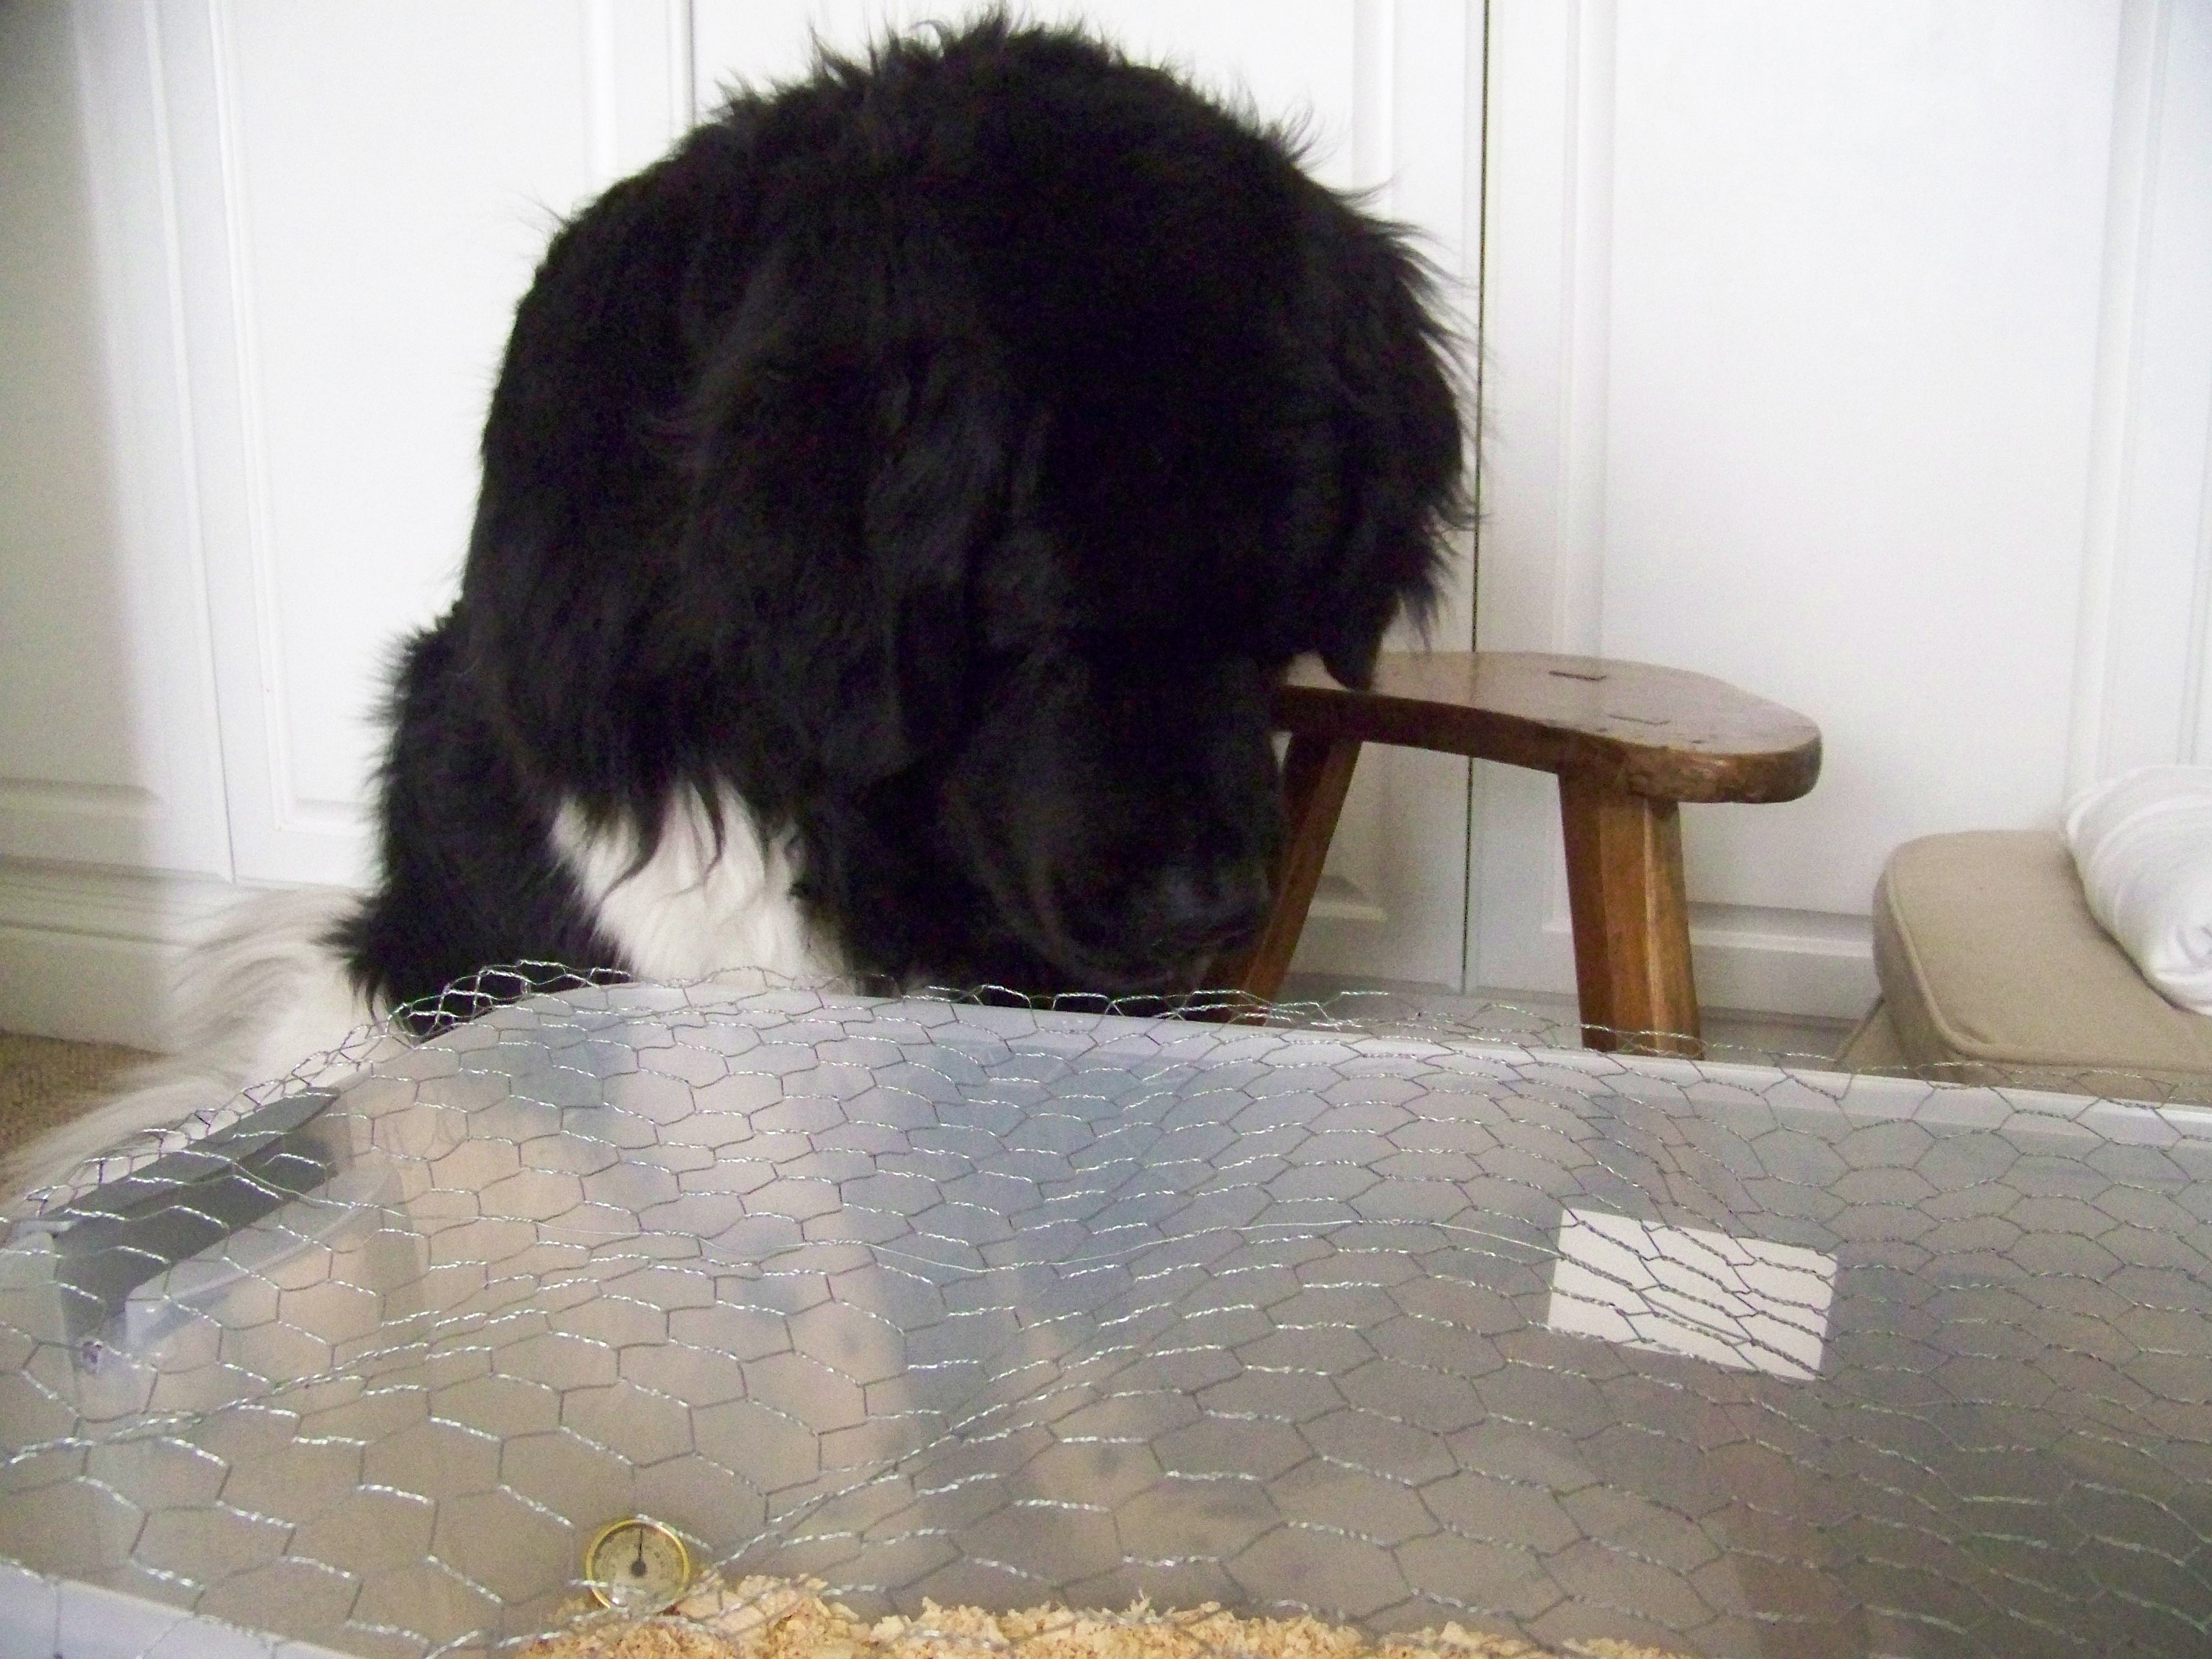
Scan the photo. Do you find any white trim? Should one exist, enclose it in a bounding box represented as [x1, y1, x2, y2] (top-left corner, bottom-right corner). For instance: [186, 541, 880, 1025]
[1467, 0, 1605, 1002]
[1307, 871, 1389, 926]
[0, 783, 161, 869]
[1299, 0, 1478, 990]
[0, 781, 156, 818]
[0, 862, 257, 1048]
[1552, 0, 1613, 661]
[207, 0, 327, 835]
[156, 1, 706, 888]
[2067, 0, 2171, 795]
[2059, 0, 2212, 782]
[2164, 0, 2212, 761]
[2191, 414, 2212, 758]
[4, 1561, 356, 1659]
[145, 0, 235, 883]
[589, 0, 702, 182]
[1686, 904, 1875, 1023]
[164, 0, 369, 879]
[0, 862, 242, 941]
[668, 0, 697, 133]
[1352, 0, 1395, 194]
[586, 0, 626, 187]
[1538, 0, 1616, 962]
[1468, 878, 1876, 1023]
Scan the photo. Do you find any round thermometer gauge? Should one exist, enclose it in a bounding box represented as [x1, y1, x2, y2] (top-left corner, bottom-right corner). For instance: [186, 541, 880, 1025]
[583, 1516, 693, 1612]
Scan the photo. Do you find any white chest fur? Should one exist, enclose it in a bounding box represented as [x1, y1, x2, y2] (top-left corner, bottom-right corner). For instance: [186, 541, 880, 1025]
[549, 786, 840, 984]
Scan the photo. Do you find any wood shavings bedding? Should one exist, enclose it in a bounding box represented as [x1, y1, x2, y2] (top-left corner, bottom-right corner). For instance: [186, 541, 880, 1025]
[522, 1573, 1699, 1659]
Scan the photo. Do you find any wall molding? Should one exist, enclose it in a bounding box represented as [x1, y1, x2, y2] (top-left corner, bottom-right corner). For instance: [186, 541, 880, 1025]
[2067, 0, 2172, 793]
[0, 781, 157, 818]
[0, 784, 163, 875]
[2191, 420, 2212, 759]
[1686, 902, 1871, 1022]
[1469, 0, 1606, 1004]
[585, 0, 626, 186]
[2164, 0, 2212, 763]
[0, 860, 255, 1047]
[1352, 0, 1395, 192]
[1307, 0, 1478, 989]
[143, 0, 234, 881]
[2064, 0, 2212, 786]
[668, 0, 698, 132]
[585, 0, 697, 184]
[1552, 0, 1614, 661]
[204, 0, 318, 840]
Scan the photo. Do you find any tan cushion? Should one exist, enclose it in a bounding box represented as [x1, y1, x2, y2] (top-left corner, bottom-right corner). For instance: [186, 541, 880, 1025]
[1875, 830, 2212, 1102]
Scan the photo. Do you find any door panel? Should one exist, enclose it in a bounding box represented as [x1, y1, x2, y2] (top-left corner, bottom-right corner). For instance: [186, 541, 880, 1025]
[173, 0, 691, 885]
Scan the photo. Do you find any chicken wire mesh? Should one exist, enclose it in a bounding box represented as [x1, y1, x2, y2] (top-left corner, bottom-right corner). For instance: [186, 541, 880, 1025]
[1, 976, 2209, 1659]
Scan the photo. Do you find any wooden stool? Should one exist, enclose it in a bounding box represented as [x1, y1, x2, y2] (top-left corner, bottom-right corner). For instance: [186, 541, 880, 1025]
[1231, 652, 1822, 1057]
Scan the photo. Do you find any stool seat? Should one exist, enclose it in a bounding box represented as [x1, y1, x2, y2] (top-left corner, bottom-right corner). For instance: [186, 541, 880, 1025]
[1233, 651, 1822, 1056]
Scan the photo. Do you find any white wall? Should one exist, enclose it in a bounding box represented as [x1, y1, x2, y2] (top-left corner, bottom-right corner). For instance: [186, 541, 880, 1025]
[2, 1, 2207, 1046]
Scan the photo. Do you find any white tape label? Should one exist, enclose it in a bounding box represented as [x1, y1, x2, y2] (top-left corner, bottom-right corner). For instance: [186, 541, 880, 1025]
[1546, 1206, 1838, 1380]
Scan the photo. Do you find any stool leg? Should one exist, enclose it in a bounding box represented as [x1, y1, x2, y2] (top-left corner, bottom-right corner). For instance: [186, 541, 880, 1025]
[1557, 775, 1702, 1057]
[1223, 734, 1362, 1002]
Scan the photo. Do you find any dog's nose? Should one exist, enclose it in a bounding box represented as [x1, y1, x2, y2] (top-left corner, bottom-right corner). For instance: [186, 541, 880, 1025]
[1148, 859, 1273, 960]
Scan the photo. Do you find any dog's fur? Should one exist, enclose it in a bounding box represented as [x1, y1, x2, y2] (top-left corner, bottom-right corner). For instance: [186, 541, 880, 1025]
[10, 19, 1465, 1199]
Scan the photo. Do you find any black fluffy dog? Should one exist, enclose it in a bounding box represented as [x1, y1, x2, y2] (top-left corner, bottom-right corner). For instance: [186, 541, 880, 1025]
[331, 19, 1465, 1020]
[4, 21, 1467, 1199]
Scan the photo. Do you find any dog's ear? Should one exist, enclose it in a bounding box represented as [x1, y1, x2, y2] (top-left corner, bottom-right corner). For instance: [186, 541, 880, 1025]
[1314, 221, 1468, 691]
[680, 268, 1006, 796]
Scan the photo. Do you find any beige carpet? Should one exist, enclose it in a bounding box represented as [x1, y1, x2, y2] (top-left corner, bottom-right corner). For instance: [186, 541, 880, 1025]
[0, 1031, 150, 1164]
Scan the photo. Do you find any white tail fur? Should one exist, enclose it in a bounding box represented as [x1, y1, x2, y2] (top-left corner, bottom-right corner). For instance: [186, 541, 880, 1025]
[4, 888, 392, 1205]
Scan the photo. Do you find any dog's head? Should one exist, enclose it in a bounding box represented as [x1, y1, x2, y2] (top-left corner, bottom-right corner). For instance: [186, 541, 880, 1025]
[683, 21, 1467, 994]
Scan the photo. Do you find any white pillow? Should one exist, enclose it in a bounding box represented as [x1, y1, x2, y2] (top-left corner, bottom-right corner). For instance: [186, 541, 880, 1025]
[2064, 765, 2212, 1015]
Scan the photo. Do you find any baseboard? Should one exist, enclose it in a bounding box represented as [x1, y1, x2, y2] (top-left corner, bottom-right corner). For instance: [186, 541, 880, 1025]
[0, 862, 273, 1048]
[1688, 903, 1878, 1021]
[0, 923, 181, 1048]
[1473, 902, 1878, 1022]
[0, 862, 1881, 1046]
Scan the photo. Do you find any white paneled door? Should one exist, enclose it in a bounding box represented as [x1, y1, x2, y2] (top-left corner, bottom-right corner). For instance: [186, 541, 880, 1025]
[1474, 0, 2212, 1017]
